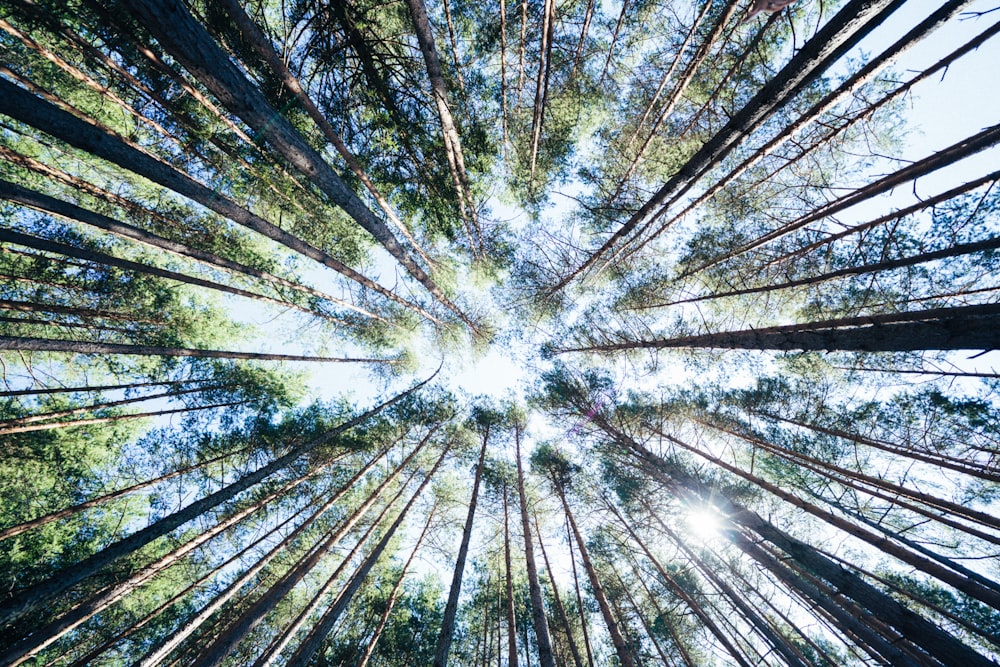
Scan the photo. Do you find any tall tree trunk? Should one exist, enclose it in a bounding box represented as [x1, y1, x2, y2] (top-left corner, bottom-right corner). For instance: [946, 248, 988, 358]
[515, 427, 556, 667]
[594, 416, 996, 666]
[284, 444, 450, 667]
[212, 0, 435, 271]
[557, 486, 635, 667]
[118, 0, 472, 327]
[433, 431, 490, 667]
[503, 482, 520, 667]
[402, 0, 481, 253]
[1, 466, 318, 666]
[566, 517, 596, 667]
[0, 226, 326, 317]
[0, 379, 429, 628]
[251, 464, 422, 667]
[557, 303, 1000, 354]
[0, 76, 441, 325]
[533, 512, 585, 667]
[0, 400, 240, 436]
[0, 178, 382, 321]
[0, 335, 389, 363]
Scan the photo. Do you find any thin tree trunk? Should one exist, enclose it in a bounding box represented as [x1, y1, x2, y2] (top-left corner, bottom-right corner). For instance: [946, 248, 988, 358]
[598, 0, 631, 85]
[0, 467, 318, 666]
[0, 378, 208, 398]
[603, 499, 752, 667]
[0, 385, 218, 428]
[548, 0, 908, 294]
[598, 418, 997, 665]
[685, 121, 1000, 278]
[0, 226, 328, 317]
[533, 512, 585, 667]
[0, 380, 429, 628]
[566, 517, 595, 667]
[251, 465, 422, 667]
[569, 0, 595, 80]
[557, 487, 635, 667]
[119, 0, 471, 326]
[0, 335, 390, 363]
[504, 482, 520, 667]
[629, 0, 984, 254]
[402, 0, 481, 253]
[283, 444, 450, 667]
[0, 400, 240, 436]
[433, 431, 490, 667]
[63, 490, 320, 667]
[515, 426, 556, 667]
[0, 177, 382, 321]
[528, 0, 554, 188]
[213, 0, 435, 270]
[556, 302, 1000, 354]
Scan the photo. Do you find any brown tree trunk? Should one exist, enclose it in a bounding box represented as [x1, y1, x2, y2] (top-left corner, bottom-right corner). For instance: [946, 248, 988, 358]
[284, 443, 450, 667]
[503, 481, 520, 667]
[135, 446, 392, 667]
[515, 427, 556, 667]
[0, 335, 390, 363]
[557, 487, 635, 667]
[0, 380, 428, 628]
[434, 431, 490, 667]
[533, 512, 585, 667]
[557, 303, 1000, 354]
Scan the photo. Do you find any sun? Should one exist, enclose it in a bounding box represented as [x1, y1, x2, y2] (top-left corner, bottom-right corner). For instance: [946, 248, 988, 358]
[684, 506, 725, 543]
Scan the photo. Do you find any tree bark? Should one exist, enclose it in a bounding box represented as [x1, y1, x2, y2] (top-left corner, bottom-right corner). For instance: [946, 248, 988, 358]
[0, 76, 441, 324]
[119, 0, 472, 328]
[0, 335, 390, 363]
[557, 487, 635, 667]
[515, 427, 556, 667]
[433, 431, 490, 667]
[557, 302, 1000, 353]
[0, 379, 428, 628]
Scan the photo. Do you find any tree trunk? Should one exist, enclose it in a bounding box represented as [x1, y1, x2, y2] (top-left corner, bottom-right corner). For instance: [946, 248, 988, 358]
[0, 335, 390, 363]
[597, 417, 996, 666]
[283, 443, 450, 667]
[0, 177, 382, 322]
[119, 0, 472, 328]
[433, 431, 490, 667]
[515, 427, 556, 667]
[557, 303, 1000, 353]
[557, 487, 635, 667]
[533, 512, 585, 667]
[504, 482, 520, 667]
[0, 379, 428, 628]
[251, 464, 422, 667]
[566, 517, 596, 667]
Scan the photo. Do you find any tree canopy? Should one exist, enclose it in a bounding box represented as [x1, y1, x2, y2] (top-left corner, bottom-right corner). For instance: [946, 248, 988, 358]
[1, 0, 999, 665]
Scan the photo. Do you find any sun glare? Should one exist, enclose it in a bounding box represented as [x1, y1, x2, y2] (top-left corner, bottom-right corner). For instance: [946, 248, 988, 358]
[685, 507, 724, 542]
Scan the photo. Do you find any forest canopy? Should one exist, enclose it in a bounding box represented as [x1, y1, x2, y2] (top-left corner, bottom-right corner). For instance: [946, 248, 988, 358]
[1, 0, 999, 665]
